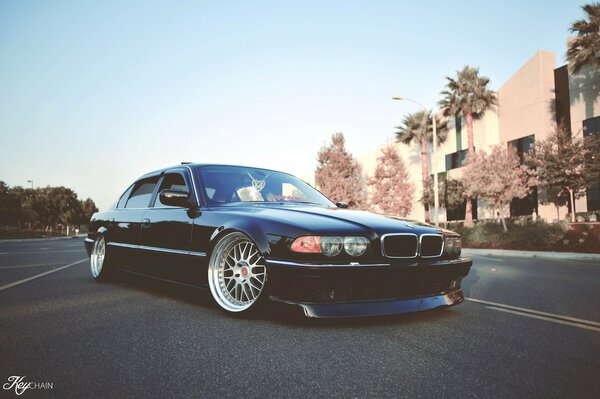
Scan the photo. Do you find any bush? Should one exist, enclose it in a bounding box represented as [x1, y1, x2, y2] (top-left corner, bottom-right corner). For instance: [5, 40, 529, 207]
[458, 220, 570, 251]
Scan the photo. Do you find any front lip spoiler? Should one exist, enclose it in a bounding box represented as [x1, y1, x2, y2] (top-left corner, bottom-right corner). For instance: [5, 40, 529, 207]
[267, 257, 471, 269]
[270, 289, 464, 318]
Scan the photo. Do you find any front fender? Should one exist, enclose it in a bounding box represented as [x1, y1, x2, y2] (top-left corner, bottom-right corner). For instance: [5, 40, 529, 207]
[209, 221, 272, 257]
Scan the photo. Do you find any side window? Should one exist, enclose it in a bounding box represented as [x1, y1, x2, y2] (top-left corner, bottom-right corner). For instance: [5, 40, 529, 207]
[116, 185, 134, 209]
[155, 173, 190, 208]
[125, 176, 160, 209]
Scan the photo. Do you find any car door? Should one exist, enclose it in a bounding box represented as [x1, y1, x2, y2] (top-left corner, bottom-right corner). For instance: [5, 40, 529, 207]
[138, 169, 199, 282]
[108, 175, 160, 272]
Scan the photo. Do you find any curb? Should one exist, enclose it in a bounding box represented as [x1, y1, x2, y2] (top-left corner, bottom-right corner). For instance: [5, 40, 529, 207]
[463, 248, 600, 261]
[0, 235, 85, 243]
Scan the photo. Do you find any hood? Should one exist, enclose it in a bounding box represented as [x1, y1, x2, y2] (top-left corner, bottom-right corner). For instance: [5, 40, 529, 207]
[212, 203, 446, 237]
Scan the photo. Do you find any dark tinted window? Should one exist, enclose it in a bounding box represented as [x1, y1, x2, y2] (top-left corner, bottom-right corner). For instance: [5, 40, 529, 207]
[445, 148, 470, 171]
[116, 185, 134, 209]
[508, 134, 535, 163]
[125, 177, 159, 209]
[155, 173, 190, 208]
[584, 117, 600, 211]
[583, 116, 600, 137]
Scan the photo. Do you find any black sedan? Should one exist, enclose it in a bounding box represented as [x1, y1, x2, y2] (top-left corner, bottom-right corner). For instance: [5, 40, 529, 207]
[85, 163, 471, 318]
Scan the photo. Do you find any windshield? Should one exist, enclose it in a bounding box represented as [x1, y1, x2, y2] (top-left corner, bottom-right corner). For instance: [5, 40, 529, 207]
[197, 165, 335, 207]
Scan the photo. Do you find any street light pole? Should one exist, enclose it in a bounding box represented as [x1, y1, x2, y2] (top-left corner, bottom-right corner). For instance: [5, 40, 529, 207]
[432, 113, 439, 227]
[392, 96, 439, 226]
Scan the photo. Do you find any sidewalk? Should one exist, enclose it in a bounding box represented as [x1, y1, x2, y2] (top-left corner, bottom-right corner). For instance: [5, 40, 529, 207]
[463, 248, 600, 262]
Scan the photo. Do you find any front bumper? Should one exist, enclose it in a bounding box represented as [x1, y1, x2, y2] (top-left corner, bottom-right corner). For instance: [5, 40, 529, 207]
[266, 257, 472, 318]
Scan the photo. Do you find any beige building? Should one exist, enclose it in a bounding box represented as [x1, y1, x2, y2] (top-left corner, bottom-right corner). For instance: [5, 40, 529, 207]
[360, 48, 600, 223]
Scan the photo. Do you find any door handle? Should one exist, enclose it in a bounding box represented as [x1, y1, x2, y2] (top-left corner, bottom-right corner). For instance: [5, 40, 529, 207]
[141, 218, 151, 228]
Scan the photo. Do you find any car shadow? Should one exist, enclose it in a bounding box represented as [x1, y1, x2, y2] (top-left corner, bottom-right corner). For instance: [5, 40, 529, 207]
[109, 268, 215, 309]
[267, 301, 462, 328]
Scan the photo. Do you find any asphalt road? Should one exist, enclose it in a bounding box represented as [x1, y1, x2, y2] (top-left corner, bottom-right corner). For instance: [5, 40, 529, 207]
[1, 238, 599, 398]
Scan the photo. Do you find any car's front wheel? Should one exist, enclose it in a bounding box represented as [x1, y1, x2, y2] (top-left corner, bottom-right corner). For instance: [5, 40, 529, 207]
[90, 235, 113, 282]
[208, 232, 267, 313]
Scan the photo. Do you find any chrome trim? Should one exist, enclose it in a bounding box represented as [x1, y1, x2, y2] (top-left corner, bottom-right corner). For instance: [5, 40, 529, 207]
[106, 242, 207, 257]
[380, 233, 418, 259]
[419, 234, 444, 258]
[267, 259, 391, 267]
[84, 238, 94, 244]
[139, 245, 190, 256]
[107, 242, 138, 249]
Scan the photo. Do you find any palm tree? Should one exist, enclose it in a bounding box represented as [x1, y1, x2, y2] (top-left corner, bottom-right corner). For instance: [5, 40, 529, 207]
[567, 2, 600, 73]
[439, 66, 497, 224]
[395, 110, 448, 222]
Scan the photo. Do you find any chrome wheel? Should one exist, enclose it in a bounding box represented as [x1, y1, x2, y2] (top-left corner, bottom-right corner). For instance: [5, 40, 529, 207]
[208, 233, 267, 312]
[90, 236, 106, 279]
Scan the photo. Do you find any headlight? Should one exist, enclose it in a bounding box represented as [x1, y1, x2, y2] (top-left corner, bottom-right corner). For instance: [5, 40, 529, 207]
[343, 236, 369, 257]
[444, 236, 462, 259]
[290, 236, 369, 257]
[320, 236, 343, 256]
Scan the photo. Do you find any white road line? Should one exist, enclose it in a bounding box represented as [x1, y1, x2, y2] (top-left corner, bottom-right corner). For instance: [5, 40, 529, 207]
[485, 307, 600, 333]
[0, 252, 7, 255]
[0, 258, 87, 292]
[0, 264, 59, 269]
[466, 297, 600, 329]
[3, 250, 85, 255]
[473, 256, 504, 262]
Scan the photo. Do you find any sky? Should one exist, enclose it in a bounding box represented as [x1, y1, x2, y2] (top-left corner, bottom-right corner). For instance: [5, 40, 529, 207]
[0, 0, 586, 210]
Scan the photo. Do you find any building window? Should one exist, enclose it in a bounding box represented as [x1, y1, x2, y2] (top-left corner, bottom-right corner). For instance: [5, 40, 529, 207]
[508, 134, 535, 163]
[583, 117, 600, 211]
[446, 199, 477, 222]
[508, 134, 537, 216]
[445, 148, 470, 171]
[583, 116, 600, 137]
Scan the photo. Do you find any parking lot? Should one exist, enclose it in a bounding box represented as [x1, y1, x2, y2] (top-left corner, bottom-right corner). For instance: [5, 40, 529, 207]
[1, 237, 599, 398]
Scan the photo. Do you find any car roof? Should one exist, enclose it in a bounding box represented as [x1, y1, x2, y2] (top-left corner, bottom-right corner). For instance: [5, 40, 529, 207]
[136, 163, 295, 181]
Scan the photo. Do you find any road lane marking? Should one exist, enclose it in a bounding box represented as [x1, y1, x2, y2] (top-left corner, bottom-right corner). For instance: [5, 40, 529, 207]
[2, 249, 86, 255]
[0, 263, 60, 269]
[485, 307, 600, 333]
[0, 258, 87, 292]
[466, 297, 600, 330]
[0, 252, 7, 255]
[472, 256, 504, 262]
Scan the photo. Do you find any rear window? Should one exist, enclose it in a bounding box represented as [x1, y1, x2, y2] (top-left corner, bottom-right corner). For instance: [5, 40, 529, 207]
[125, 177, 160, 209]
[116, 185, 134, 209]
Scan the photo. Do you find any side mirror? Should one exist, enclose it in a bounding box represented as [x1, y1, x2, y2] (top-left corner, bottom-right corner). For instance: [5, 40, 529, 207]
[336, 202, 349, 209]
[159, 189, 192, 208]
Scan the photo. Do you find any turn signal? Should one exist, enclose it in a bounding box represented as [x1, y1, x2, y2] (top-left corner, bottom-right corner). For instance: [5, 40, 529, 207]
[291, 236, 321, 253]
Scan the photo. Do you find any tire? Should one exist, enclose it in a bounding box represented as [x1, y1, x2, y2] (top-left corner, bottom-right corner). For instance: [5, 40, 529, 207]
[90, 235, 113, 282]
[208, 232, 268, 314]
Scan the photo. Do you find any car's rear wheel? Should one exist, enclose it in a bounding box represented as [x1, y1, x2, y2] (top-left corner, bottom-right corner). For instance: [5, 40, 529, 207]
[208, 232, 267, 313]
[90, 235, 112, 282]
